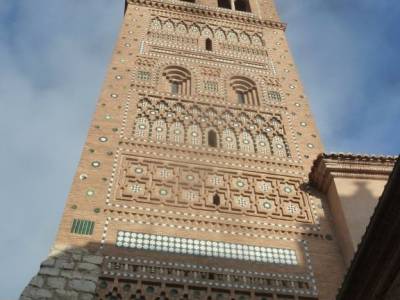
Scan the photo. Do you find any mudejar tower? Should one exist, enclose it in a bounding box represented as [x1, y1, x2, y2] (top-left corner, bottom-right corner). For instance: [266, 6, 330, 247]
[21, 0, 347, 299]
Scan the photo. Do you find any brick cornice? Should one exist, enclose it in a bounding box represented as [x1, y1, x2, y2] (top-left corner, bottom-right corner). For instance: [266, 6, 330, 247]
[126, 0, 287, 30]
[309, 153, 397, 193]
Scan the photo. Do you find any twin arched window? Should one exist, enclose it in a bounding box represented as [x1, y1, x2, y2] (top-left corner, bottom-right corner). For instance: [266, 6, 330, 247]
[162, 67, 260, 107]
[163, 66, 191, 96]
[230, 76, 259, 105]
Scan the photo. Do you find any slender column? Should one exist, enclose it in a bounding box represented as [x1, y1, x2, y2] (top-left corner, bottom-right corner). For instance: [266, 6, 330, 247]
[231, 0, 235, 10]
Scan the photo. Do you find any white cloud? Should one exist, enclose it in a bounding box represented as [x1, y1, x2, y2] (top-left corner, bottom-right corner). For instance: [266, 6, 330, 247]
[277, 0, 400, 155]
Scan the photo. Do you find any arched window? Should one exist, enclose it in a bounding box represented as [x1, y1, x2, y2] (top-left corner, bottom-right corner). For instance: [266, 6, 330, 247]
[163, 66, 191, 96]
[234, 0, 251, 12]
[171, 82, 179, 94]
[237, 91, 245, 104]
[213, 193, 220, 206]
[218, 0, 231, 9]
[208, 130, 218, 147]
[230, 76, 259, 105]
[205, 38, 213, 51]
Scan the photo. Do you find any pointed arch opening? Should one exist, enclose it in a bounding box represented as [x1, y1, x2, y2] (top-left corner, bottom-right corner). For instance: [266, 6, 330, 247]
[213, 193, 220, 206]
[205, 38, 213, 51]
[208, 130, 218, 148]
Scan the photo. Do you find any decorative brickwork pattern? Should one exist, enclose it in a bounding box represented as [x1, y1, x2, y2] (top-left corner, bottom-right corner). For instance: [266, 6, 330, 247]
[114, 155, 313, 223]
[149, 17, 265, 47]
[96, 276, 318, 300]
[133, 97, 290, 157]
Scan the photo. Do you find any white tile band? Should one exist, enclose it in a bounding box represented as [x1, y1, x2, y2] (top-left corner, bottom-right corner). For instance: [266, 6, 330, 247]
[116, 231, 298, 265]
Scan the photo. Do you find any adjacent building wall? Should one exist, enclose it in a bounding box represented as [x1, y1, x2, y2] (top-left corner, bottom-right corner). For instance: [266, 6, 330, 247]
[310, 154, 396, 267]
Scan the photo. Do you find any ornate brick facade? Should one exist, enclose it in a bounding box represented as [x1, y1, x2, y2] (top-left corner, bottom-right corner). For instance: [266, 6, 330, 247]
[21, 0, 350, 299]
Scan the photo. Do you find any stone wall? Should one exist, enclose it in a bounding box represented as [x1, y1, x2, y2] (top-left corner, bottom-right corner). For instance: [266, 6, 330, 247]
[20, 246, 103, 300]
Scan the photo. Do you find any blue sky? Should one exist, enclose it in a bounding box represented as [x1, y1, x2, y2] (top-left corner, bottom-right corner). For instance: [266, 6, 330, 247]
[0, 0, 399, 298]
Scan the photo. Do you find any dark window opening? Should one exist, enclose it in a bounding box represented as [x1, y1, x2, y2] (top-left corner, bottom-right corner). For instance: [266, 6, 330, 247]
[180, 0, 195, 2]
[235, 0, 251, 12]
[205, 38, 212, 51]
[208, 130, 217, 147]
[171, 82, 179, 94]
[237, 91, 245, 104]
[213, 193, 220, 206]
[218, 0, 231, 9]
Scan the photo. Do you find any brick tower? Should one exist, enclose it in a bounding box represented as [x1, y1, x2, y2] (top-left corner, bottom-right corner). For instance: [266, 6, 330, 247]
[21, 0, 347, 299]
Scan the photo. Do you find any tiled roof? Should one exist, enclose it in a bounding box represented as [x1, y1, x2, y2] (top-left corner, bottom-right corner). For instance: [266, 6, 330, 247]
[309, 152, 397, 192]
[316, 152, 397, 162]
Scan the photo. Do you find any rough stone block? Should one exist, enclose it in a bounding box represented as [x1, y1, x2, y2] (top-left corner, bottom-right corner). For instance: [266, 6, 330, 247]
[56, 260, 75, 270]
[39, 267, 60, 276]
[69, 279, 96, 293]
[24, 287, 53, 298]
[29, 275, 44, 288]
[72, 254, 82, 261]
[82, 255, 103, 265]
[79, 293, 95, 300]
[21, 286, 32, 298]
[47, 277, 66, 289]
[82, 273, 98, 282]
[54, 288, 79, 300]
[60, 270, 83, 279]
[40, 258, 55, 267]
[77, 262, 100, 272]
